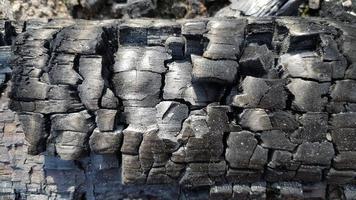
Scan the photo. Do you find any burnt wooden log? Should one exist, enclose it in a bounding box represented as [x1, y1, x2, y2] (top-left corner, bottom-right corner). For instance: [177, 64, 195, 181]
[1, 17, 356, 199]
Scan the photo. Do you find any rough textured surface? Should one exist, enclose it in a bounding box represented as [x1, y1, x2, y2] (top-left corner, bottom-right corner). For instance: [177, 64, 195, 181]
[0, 0, 70, 20]
[320, 0, 356, 23]
[215, 0, 306, 17]
[2, 17, 356, 199]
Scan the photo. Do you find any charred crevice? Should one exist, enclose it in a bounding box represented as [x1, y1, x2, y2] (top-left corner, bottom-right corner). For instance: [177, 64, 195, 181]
[222, 131, 230, 163]
[13, 190, 22, 200]
[98, 25, 121, 110]
[72, 54, 83, 85]
[159, 59, 170, 100]
[41, 114, 52, 155]
[285, 85, 295, 111]
[42, 29, 61, 83]
[245, 20, 275, 49]
[4, 21, 18, 45]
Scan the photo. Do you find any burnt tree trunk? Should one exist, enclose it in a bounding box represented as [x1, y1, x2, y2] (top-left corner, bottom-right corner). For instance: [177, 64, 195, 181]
[1, 17, 356, 199]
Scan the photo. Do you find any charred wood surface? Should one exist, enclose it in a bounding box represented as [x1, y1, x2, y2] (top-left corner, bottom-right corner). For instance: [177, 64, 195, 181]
[1, 17, 356, 199]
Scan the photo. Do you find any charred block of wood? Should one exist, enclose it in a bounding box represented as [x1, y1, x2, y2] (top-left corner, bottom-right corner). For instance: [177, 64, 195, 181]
[7, 17, 356, 194]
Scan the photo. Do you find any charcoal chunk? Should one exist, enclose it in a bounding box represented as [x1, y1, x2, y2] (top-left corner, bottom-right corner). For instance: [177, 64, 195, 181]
[18, 113, 47, 155]
[182, 20, 207, 36]
[239, 44, 274, 76]
[260, 130, 297, 151]
[119, 20, 180, 46]
[345, 63, 356, 80]
[326, 168, 356, 184]
[121, 155, 146, 184]
[249, 146, 268, 170]
[78, 56, 104, 111]
[179, 162, 226, 188]
[280, 52, 332, 82]
[182, 83, 226, 107]
[341, 31, 356, 63]
[165, 36, 185, 59]
[48, 85, 78, 100]
[163, 62, 227, 106]
[178, 106, 227, 163]
[268, 111, 299, 132]
[12, 79, 49, 100]
[48, 64, 82, 85]
[334, 151, 356, 170]
[326, 101, 356, 113]
[33, 99, 84, 114]
[232, 76, 287, 109]
[51, 111, 95, 133]
[191, 55, 238, 84]
[320, 34, 342, 61]
[265, 168, 296, 182]
[203, 19, 245, 60]
[139, 125, 179, 169]
[331, 128, 356, 151]
[100, 88, 119, 109]
[330, 80, 356, 103]
[239, 109, 298, 132]
[277, 19, 323, 51]
[294, 142, 335, 166]
[268, 150, 299, 171]
[294, 165, 323, 182]
[112, 71, 162, 107]
[291, 112, 328, 143]
[95, 109, 117, 132]
[171, 147, 186, 163]
[53, 26, 104, 54]
[246, 18, 274, 46]
[165, 160, 184, 179]
[54, 131, 88, 160]
[122, 107, 157, 125]
[113, 46, 168, 74]
[147, 167, 174, 184]
[89, 127, 123, 154]
[225, 131, 258, 168]
[330, 112, 356, 128]
[287, 78, 330, 112]
[238, 109, 272, 131]
[156, 101, 189, 132]
[163, 61, 192, 100]
[207, 105, 230, 133]
[121, 125, 145, 155]
[226, 131, 267, 169]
